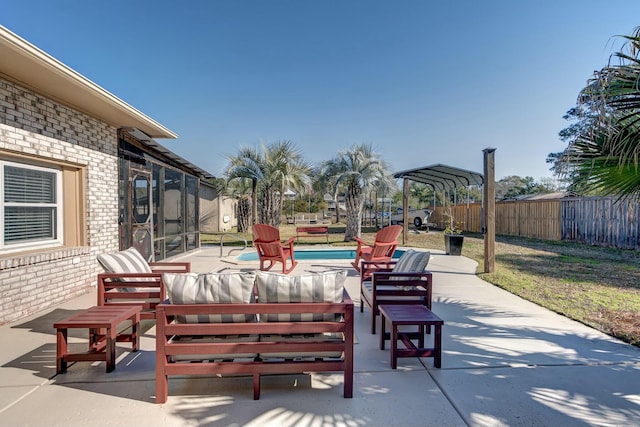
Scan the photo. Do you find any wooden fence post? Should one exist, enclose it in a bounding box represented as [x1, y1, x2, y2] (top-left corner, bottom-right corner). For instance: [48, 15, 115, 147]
[483, 148, 496, 273]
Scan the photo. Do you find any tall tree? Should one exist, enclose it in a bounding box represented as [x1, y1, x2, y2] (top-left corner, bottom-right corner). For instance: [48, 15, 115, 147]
[321, 143, 391, 241]
[406, 182, 436, 208]
[495, 175, 558, 200]
[549, 108, 587, 175]
[224, 178, 253, 233]
[548, 106, 602, 194]
[559, 27, 640, 199]
[225, 146, 262, 228]
[315, 161, 343, 224]
[258, 140, 310, 226]
[225, 141, 310, 228]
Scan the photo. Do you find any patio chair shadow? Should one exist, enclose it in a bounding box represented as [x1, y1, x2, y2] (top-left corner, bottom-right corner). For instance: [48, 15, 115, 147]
[58, 367, 327, 407]
[432, 296, 640, 368]
[418, 296, 640, 426]
[2, 343, 58, 379]
[11, 308, 86, 337]
[11, 308, 156, 338]
[2, 342, 150, 382]
[2, 342, 324, 406]
[166, 375, 365, 427]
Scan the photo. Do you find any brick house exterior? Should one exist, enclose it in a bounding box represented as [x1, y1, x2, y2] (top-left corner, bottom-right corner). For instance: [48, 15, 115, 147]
[0, 26, 209, 324]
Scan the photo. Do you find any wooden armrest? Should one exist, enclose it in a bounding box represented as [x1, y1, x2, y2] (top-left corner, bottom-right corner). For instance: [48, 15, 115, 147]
[372, 271, 432, 287]
[342, 289, 354, 304]
[361, 260, 397, 270]
[98, 272, 165, 280]
[372, 270, 432, 279]
[360, 261, 397, 283]
[149, 261, 191, 273]
[353, 237, 370, 247]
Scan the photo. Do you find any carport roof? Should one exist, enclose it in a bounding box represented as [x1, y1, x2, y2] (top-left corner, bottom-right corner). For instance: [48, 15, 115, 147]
[393, 164, 484, 191]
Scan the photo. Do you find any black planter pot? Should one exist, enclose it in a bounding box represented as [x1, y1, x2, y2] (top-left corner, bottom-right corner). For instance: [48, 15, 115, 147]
[444, 234, 464, 256]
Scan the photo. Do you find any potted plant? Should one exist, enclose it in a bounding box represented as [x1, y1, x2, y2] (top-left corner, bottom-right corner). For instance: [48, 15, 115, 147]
[443, 207, 464, 256]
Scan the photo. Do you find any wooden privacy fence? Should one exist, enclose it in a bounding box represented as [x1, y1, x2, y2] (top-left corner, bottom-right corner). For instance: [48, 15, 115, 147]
[430, 197, 639, 249]
[562, 197, 640, 249]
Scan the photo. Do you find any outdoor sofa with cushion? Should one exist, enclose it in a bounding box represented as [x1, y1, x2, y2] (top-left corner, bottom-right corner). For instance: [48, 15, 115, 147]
[360, 249, 432, 334]
[97, 247, 191, 320]
[155, 270, 354, 403]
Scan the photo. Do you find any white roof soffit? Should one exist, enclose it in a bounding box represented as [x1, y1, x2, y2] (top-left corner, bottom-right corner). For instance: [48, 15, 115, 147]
[393, 164, 484, 192]
[0, 25, 177, 139]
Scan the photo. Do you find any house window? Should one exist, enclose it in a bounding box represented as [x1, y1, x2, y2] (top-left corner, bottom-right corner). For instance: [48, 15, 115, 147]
[1, 160, 63, 252]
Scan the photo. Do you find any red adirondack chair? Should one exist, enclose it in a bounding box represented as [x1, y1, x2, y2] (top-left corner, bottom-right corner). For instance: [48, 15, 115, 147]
[351, 225, 402, 273]
[252, 224, 298, 274]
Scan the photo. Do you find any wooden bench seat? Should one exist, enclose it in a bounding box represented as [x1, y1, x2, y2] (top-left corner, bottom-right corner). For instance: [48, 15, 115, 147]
[155, 293, 354, 402]
[296, 226, 329, 243]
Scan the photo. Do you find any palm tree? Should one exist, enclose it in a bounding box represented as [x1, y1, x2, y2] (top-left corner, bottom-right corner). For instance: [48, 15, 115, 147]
[408, 182, 434, 209]
[561, 27, 640, 198]
[258, 140, 310, 226]
[225, 141, 310, 228]
[321, 143, 391, 241]
[225, 146, 262, 228]
[315, 161, 343, 224]
[224, 177, 253, 232]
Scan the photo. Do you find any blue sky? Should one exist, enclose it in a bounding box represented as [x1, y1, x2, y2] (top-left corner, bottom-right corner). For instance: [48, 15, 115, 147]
[3, 1, 640, 182]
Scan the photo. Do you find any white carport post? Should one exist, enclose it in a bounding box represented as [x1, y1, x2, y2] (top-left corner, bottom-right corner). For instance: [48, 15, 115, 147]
[402, 178, 409, 244]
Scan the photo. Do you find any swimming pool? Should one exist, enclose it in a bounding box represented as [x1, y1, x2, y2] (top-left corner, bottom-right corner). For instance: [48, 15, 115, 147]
[236, 248, 405, 261]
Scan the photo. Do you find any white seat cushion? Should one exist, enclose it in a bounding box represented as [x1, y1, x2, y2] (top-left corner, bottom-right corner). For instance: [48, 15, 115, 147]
[390, 250, 430, 289]
[163, 272, 257, 323]
[361, 281, 426, 303]
[255, 270, 347, 322]
[97, 247, 152, 274]
[392, 250, 430, 274]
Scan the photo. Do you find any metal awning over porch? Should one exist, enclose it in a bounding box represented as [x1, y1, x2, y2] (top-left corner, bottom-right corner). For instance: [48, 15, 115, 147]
[393, 164, 484, 191]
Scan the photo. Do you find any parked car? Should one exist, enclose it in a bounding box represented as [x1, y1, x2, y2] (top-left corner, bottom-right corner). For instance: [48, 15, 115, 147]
[390, 208, 435, 228]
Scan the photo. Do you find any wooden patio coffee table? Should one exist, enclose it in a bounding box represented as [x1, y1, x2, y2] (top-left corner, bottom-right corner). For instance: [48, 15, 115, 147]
[378, 304, 444, 369]
[54, 305, 141, 373]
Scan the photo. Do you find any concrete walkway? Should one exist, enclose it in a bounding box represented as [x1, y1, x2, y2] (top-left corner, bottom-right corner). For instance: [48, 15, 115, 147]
[1, 247, 640, 427]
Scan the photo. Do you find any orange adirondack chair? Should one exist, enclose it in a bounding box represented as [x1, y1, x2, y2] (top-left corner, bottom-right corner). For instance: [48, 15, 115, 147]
[252, 224, 298, 274]
[351, 225, 402, 273]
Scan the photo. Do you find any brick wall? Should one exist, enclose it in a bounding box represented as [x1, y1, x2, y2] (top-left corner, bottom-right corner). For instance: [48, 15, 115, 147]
[0, 78, 120, 324]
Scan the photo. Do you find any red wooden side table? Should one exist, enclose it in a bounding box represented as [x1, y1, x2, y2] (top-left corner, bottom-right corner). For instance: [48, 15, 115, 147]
[54, 305, 141, 373]
[379, 304, 444, 369]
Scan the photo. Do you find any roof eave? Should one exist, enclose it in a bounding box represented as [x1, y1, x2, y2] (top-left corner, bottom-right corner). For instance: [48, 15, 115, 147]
[0, 25, 177, 139]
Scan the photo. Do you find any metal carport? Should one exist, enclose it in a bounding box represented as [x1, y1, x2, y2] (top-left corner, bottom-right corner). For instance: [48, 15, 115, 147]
[392, 148, 496, 273]
[393, 163, 484, 192]
[393, 164, 484, 239]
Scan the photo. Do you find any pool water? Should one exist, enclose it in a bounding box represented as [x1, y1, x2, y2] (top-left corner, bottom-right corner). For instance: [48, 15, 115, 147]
[236, 248, 405, 261]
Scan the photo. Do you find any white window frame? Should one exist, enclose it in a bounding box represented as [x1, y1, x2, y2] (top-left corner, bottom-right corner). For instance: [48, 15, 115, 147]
[0, 159, 64, 253]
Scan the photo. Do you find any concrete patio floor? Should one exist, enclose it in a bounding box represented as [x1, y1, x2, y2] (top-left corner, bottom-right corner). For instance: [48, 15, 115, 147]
[2, 245, 640, 427]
